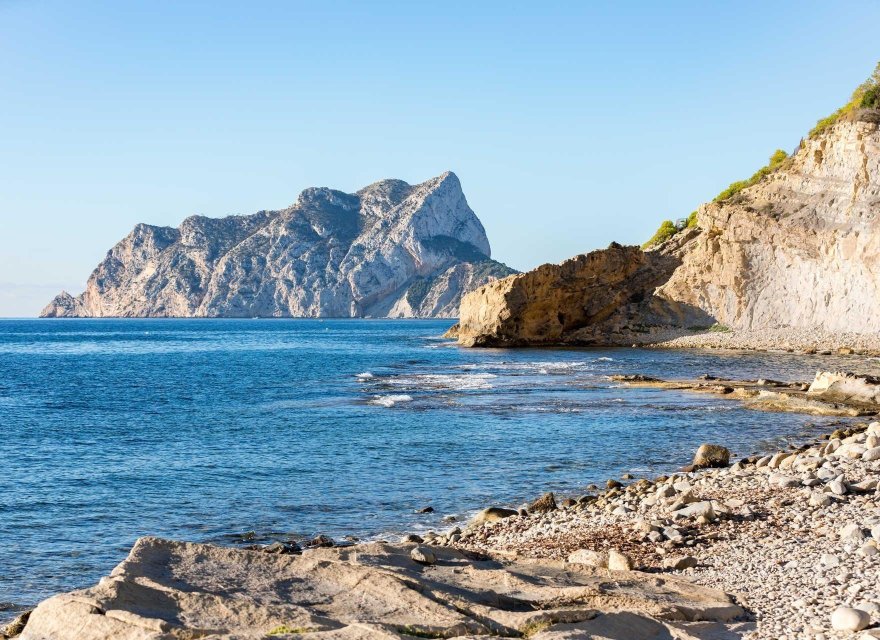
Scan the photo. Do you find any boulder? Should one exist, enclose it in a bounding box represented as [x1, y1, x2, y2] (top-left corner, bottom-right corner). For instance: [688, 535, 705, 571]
[692, 444, 730, 468]
[528, 492, 558, 514]
[808, 371, 880, 405]
[567, 549, 608, 568]
[607, 549, 634, 571]
[410, 546, 437, 565]
[469, 506, 518, 527]
[662, 556, 698, 571]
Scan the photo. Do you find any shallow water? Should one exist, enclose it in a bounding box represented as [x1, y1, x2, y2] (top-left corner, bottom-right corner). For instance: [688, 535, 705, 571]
[1, 318, 877, 610]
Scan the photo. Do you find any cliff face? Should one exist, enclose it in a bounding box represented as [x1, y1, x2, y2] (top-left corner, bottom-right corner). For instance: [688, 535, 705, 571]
[456, 109, 880, 346]
[41, 172, 515, 318]
[658, 114, 880, 332]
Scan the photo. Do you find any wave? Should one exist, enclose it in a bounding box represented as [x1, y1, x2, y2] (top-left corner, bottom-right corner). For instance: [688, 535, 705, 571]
[378, 373, 496, 391]
[369, 394, 414, 408]
[355, 372, 374, 380]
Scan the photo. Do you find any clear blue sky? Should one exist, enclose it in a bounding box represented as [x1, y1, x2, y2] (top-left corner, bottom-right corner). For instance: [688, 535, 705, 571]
[2, 0, 879, 316]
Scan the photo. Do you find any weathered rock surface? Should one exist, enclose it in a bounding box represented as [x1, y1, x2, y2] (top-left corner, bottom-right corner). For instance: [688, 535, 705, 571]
[456, 109, 880, 346]
[41, 172, 515, 318]
[19, 536, 745, 639]
[658, 115, 880, 334]
[456, 242, 710, 347]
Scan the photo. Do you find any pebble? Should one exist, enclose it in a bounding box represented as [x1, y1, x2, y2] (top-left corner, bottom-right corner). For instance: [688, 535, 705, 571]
[830, 606, 870, 632]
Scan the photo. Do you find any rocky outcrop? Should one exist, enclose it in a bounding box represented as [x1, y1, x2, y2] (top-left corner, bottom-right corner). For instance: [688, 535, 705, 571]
[41, 172, 515, 318]
[456, 242, 711, 347]
[657, 113, 880, 333]
[456, 107, 880, 347]
[18, 536, 744, 639]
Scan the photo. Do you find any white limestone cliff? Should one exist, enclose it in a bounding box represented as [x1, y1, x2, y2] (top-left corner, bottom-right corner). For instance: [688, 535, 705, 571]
[40, 172, 515, 318]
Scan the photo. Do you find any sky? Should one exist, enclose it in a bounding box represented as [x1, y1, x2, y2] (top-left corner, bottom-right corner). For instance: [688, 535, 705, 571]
[1, 1, 879, 316]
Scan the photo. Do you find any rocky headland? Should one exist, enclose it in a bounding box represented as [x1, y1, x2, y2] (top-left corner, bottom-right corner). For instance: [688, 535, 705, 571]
[454, 67, 880, 350]
[41, 172, 515, 318]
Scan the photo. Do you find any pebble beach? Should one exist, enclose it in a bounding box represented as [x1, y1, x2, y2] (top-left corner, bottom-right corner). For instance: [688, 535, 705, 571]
[429, 421, 880, 639]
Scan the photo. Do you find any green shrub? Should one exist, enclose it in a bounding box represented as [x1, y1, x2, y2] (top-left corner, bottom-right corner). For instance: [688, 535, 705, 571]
[712, 149, 788, 203]
[810, 62, 880, 137]
[685, 210, 698, 228]
[641, 219, 677, 249]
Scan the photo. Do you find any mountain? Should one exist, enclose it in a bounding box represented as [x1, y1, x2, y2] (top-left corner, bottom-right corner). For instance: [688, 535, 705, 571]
[41, 172, 516, 318]
[455, 68, 880, 346]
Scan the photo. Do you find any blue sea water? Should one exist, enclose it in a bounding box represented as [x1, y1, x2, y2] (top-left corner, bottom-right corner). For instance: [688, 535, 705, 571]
[1, 318, 876, 612]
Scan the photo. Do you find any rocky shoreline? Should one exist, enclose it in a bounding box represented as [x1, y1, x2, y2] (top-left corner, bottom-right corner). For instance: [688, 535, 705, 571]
[446, 421, 880, 639]
[6, 373, 880, 639]
[652, 328, 880, 357]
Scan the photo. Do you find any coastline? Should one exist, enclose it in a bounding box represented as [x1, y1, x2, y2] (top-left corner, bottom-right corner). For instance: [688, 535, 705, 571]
[651, 328, 880, 357]
[449, 420, 880, 639]
[8, 371, 880, 639]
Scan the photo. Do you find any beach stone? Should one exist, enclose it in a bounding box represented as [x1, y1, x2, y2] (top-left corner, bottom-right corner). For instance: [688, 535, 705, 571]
[830, 606, 870, 631]
[872, 524, 880, 542]
[469, 506, 518, 527]
[671, 501, 715, 521]
[308, 535, 335, 548]
[859, 543, 878, 557]
[663, 526, 684, 543]
[810, 492, 832, 507]
[402, 534, 423, 544]
[567, 549, 608, 568]
[606, 479, 622, 489]
[673, 480, 693, 493]
[262, 542, 301, 555]
[410, 546, 436, 565]
[840, 523, 866, 542]
[828, 480, 848, 495]
[656, 485, 676, 498]
[820, 554, 840, 568]
[607, 549, 633, 571]
[769, 473, 800, 488]
[415, 506, 434, 513]
[529, 492, 558, 513]
[663, 555, 698, 570]
[863, 447, 880, 461]
[1, 611, 30, 638]
[769, 452, 794, 468]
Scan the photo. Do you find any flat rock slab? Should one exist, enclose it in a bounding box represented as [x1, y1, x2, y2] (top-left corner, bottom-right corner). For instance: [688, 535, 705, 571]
[610, 372, 879, 417]
[20, 537, 746, 639]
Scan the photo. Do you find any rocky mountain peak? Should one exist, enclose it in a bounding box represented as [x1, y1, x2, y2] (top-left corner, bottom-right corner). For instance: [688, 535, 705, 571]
[41, 172, 516, 318]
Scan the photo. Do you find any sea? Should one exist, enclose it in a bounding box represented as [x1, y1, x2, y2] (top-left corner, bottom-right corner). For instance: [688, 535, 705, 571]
[1, 318, 877, 614]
